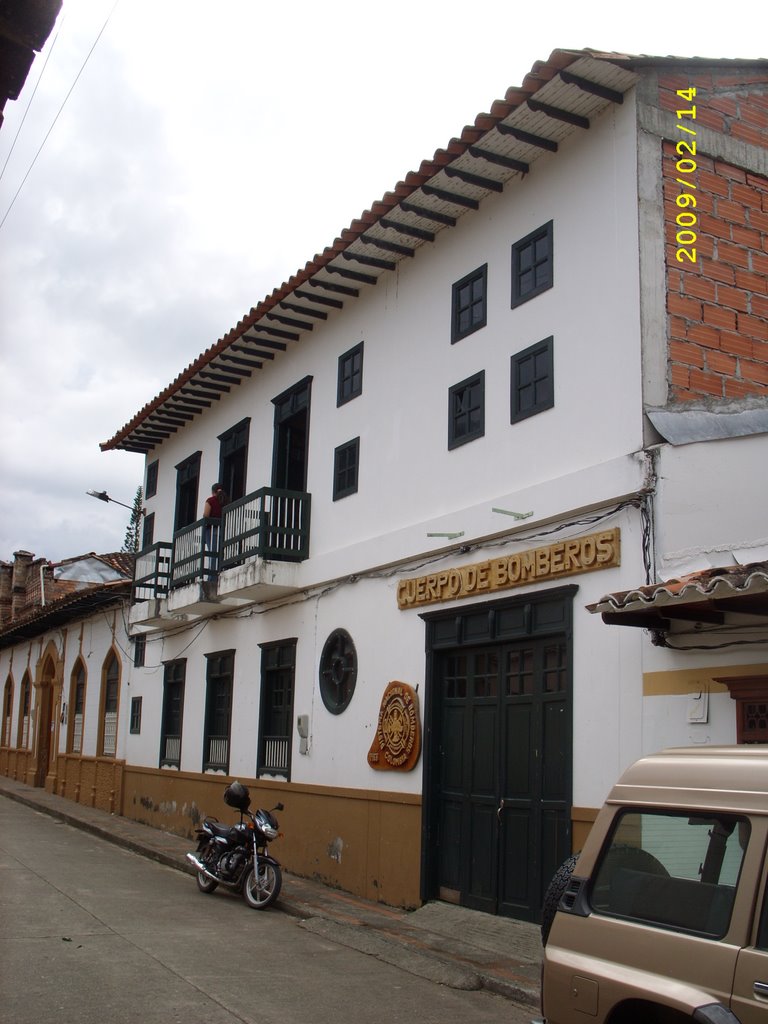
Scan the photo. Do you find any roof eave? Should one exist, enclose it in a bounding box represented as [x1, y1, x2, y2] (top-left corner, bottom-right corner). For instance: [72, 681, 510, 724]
[101, 49, 768, 456]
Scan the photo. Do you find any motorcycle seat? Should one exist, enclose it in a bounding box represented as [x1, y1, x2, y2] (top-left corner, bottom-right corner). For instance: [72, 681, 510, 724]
[205, 819, 238, 839]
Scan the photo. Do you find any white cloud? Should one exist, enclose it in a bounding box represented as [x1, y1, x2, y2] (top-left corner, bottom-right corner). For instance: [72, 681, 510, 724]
[0, 0, 764, 561]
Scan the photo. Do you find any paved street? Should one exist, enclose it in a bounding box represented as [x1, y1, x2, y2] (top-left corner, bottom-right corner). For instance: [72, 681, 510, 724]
[0, 799, 536, 1023]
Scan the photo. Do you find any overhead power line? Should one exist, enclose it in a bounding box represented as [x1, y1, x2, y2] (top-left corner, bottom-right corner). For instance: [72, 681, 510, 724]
[0, 0, 121, 234]
[0, 13, 65, 185]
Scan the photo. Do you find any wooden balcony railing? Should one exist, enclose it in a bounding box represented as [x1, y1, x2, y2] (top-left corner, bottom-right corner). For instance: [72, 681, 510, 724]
[221, 487, 311, 569]
[133, 542, 172, 601]
[160, 734, 181, 767]
[131, 488, 311, 599]
[204, 735, 229, 773]
[171, 517, 221, 589]
[259, 734, 290, 776]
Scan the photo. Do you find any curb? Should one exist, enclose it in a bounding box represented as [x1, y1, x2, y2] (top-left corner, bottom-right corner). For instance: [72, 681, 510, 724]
[1, 784, 541, 1008]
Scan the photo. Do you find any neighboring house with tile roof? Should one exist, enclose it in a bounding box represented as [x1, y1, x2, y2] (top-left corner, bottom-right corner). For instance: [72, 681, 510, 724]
[0, 550, 133, 806]
[20, 49, 767, 918]
[0, 549, 132, 626]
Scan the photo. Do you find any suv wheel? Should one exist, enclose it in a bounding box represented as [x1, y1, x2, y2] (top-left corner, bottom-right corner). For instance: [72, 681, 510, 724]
[541, 852, 580, 944]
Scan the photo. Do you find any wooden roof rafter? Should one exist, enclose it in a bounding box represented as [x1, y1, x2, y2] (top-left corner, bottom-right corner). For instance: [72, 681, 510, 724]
[101, 49, 658, 454]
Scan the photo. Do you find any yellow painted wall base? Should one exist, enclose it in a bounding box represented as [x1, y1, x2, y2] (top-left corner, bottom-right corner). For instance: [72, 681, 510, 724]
[643, 662, 768, 696]
[0, 747, 32, 783]
[56, 754, 124, 814]
[120, 767, 424, 909]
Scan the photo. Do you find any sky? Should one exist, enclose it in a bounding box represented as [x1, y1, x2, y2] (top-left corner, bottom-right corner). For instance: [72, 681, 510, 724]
[0, 0, 765, 564]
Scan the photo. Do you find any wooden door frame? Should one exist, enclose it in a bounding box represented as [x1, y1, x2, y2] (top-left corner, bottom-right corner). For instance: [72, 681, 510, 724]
[271, 377, 312, 492]
[419, 585, 576, 909]
[33, 646, 62, 789]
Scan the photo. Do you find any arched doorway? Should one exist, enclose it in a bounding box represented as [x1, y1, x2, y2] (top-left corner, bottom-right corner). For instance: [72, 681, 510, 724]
[34, 654, 58, 788]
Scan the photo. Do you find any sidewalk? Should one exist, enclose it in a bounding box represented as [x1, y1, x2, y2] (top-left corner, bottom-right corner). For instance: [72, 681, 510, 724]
[0, 774, 542, 1010]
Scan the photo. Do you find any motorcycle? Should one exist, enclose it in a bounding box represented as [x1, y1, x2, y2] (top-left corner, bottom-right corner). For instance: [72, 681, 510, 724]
[186, 781, 284, 910]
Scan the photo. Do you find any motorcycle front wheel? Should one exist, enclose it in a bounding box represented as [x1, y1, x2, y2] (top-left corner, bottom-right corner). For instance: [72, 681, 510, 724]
[243, 862, 282, 909]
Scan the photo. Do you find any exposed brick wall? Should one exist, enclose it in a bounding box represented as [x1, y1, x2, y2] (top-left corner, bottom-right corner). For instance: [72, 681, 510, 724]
[0, 554, 98, 628]
[659, 70, 768, 403]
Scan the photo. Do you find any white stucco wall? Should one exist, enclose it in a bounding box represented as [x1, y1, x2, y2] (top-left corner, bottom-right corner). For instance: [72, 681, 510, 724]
[653, 433, 768, 578]
[642, 692, 737, 753]
[117, 88, 768, 817]
[0, 605, 134, 763]
[121, 95, 655, 807]
[139, 95, 644, 575]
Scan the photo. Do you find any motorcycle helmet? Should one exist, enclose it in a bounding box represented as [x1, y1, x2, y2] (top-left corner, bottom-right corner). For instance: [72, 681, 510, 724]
[223, 780, 251, 811]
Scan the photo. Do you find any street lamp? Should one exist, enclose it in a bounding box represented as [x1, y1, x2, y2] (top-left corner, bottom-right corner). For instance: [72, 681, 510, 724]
[86, 489, 142, 513]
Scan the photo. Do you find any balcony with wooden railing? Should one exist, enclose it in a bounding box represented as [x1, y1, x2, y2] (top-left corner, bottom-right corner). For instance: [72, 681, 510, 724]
[221, 487, 311, 568]
[133, 542, 173, 602]
[171, 518, 222, 589]
[130, 487, 310, 621]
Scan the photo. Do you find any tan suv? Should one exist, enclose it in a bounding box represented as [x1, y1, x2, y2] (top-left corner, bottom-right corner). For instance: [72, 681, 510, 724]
[540, 746, 768, 1024]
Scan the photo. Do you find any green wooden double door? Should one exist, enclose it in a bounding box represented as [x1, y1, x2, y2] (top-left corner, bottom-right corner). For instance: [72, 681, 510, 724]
[431, 626, 572, 920]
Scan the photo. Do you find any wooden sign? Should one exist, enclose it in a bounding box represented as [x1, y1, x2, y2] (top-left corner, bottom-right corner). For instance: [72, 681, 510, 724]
[397, 528, 621, 610]
[367, 681, 421, 771]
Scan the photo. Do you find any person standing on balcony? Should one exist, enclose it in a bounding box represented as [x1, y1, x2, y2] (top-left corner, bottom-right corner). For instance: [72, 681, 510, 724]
[203, 483, 229, 558]
[204, 483, 228, 520]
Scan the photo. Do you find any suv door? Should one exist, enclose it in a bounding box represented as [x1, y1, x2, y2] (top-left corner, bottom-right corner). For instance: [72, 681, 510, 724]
[732, 851, 768, 1023]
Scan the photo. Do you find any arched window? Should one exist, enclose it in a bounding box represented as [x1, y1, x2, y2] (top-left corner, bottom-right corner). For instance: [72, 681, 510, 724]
[1, 677, 13, 747]
[17, 673, 31, 748]
[68, 661, 86, 754]
[99, 651, 120, 757]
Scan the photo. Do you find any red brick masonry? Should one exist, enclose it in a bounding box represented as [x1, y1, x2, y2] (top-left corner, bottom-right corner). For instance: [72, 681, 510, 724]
[660, 69, 768, 402]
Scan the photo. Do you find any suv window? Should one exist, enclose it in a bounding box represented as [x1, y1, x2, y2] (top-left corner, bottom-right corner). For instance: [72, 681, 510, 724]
[591, 810, 749, 938]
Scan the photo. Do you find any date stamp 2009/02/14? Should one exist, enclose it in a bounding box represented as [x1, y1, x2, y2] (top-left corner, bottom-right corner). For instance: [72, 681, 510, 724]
[672, 88, 698, 265]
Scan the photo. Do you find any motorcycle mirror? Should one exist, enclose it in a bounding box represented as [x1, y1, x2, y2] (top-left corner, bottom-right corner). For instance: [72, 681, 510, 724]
[275, 803, 284, 812]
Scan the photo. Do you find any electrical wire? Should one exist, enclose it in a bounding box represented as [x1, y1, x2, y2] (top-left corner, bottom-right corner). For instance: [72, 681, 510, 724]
[0, 0, 121, 233]
[658, 635, 768, 651]
[0, 12, 65, 184]
[114, 499, 640, 636]
[641, 493, 654, 585]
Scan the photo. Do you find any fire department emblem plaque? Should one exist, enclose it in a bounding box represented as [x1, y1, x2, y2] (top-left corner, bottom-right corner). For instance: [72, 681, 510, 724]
[367, 681, 421, 771]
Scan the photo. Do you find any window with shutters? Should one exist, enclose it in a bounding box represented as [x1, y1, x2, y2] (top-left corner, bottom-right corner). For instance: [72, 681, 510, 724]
[452, 264, 487, 343]
[203, 652, 233, 772]
[511, 337, 554, 423]
[99, 651, 120, 757]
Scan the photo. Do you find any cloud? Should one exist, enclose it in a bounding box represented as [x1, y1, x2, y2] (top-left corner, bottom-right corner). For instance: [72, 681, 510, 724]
[1, 0, 765, 564]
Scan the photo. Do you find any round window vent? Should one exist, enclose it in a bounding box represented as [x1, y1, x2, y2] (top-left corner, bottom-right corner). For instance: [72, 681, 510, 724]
[319, 629, 357, 714]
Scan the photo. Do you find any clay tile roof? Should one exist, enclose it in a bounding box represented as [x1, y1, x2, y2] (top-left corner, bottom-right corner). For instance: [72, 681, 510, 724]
[0, 580, 132, 649]
[95, 552, 136, 577]
[99, 48, 768, 456]
[588, 561, 768, 632]
[50, 551, 135, 579]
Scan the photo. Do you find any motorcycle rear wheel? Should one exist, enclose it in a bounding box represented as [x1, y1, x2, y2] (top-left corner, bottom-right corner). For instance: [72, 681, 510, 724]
[195, 847, 219, 893]
[243, 862, 282, 909]
[196, 869, 218, 894]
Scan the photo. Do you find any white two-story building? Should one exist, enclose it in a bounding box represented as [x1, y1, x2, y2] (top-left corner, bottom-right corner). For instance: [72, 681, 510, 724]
[96, 50, 767, 918]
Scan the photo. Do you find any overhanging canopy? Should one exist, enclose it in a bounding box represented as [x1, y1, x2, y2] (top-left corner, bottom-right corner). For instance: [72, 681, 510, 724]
[588, 561, 768, 635]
